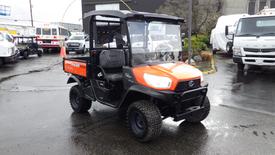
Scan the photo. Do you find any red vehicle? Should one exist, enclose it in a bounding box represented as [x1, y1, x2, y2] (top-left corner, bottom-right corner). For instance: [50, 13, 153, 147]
[63, 10, 210, 142]
[36, 25, 70, 51]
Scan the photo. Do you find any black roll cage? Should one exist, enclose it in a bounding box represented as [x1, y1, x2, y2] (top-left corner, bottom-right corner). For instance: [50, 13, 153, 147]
[85, 10, 184, 68]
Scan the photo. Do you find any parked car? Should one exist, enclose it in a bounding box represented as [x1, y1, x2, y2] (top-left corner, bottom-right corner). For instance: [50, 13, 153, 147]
[65, 35, 86, 54]
[15, 36, 43, 59]
[0, 32, 19, 66]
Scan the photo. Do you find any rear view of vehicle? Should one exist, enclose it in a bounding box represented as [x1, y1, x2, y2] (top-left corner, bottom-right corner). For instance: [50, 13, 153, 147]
[15, 36, 43, 59]
[36, 25, 70, 52]
[0, 32, 19, 66]
[232, 15, 275, 70]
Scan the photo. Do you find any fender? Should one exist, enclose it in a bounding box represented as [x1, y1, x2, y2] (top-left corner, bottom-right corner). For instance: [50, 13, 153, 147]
[67, 75, 82, 86]
[118, 85, 169, 108]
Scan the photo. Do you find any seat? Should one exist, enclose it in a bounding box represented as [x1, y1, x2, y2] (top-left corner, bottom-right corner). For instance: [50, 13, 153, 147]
[99, 49, 125, 82]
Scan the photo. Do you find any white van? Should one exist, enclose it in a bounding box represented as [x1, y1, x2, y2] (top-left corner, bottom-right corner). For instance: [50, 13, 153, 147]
[0, 32, 19, 66]
[210, 14, 248, 55]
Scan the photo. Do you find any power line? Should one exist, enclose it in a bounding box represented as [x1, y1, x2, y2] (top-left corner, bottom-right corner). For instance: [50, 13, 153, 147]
[120, 0, 132, 11]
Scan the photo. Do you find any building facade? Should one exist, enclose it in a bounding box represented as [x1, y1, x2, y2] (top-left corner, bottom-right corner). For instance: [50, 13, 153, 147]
[223, 0, 275, 15]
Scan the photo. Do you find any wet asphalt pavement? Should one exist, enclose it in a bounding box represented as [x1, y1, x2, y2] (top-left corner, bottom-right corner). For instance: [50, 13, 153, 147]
[0, 53, 275, 155]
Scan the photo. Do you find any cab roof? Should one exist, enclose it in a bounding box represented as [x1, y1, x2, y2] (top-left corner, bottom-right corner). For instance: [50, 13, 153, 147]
[84, 10, 184, 22]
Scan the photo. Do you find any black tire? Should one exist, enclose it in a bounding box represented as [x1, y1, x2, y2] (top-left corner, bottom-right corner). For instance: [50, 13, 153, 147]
[185, 97, 210, 123]
[37, 50, 43, 57]
[226, 42, 233, 56]
[212, 49, 217, 54]
[23, 51, 29, 59]
[69, 85, 92, 113]
[0, 58, 4, 66]
[237, 63, 245, 71]
[127, 100, 162, 142]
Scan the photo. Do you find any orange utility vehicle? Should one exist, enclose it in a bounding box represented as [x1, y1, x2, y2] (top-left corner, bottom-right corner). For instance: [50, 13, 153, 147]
[63, 10, 210, 142]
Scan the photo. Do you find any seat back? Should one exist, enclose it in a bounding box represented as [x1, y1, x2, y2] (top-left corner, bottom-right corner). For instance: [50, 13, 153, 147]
[99, 50, 126, 69]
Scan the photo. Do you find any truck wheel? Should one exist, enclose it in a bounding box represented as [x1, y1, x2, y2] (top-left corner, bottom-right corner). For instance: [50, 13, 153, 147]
[127, 100, 162, 142]
[37, 50, 43, 57]
[226, 42, 233, 56]
[212, 49, 217, 54]
[0, 58, 4, 66]
[237, 63, 245, 71]
[185, 97, 210, 123]
[69, 85, 91, 113]
[23, 51, 29, 59]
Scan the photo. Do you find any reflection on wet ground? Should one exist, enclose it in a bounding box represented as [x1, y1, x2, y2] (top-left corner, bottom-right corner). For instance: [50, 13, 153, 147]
[206, 53, 275, 114]
[0, 54, 275, 154]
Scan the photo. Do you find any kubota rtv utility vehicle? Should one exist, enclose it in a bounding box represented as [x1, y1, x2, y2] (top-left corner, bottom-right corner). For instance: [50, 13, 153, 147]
[63, 10, 210, 142]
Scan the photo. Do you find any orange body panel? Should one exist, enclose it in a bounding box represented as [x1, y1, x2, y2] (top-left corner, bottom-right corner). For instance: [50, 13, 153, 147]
[64, 60, 87, 77]
[132, 62, 201, 91]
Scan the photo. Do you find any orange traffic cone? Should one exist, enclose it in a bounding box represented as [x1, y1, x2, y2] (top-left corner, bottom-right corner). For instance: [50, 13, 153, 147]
[60, 46, 67, 58]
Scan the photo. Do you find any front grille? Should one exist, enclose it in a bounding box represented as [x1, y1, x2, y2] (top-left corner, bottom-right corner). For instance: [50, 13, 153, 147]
[67, 43, 80, 47]
[244, 48, 275, 53]
[175, 79, 200, 92]
[246, 55, 275, 58]
[43, 40, 51, 43]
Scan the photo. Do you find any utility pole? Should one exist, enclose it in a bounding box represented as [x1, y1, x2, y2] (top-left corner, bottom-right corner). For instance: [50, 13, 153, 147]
[188, 0, 192, 64]
[29, 0, 34, 27]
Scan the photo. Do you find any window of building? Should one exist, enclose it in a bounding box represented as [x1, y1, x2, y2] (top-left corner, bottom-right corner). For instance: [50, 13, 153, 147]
[248, 0, 256, 15]
[271, 0, 275, 8]
[259, 0, 267, 11]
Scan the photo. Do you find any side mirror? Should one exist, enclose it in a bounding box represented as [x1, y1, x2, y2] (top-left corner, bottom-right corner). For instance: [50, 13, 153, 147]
[65, 38, 68, 41]
[225, 26, 229, 36]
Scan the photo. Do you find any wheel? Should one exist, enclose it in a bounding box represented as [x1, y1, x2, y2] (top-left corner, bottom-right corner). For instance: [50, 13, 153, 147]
[185, 97, 210, 123]
[37, 50, 43, 57]
[226, 42, 233, 56]
[212, 49, 217, 54]
[237, 63, 245, 71]
[69, 85, 92, 113]
[127, 100, 162, 142]
[0, 58, 4, 66]
[23, 51, 29, 59]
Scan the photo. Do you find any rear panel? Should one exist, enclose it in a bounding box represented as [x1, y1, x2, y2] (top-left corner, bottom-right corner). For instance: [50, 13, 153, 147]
[64, 59, 87, 77]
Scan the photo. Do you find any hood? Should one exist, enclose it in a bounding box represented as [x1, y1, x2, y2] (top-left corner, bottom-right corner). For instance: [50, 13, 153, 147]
[132, 62, 202, 91]
[234, 36, 275, 49]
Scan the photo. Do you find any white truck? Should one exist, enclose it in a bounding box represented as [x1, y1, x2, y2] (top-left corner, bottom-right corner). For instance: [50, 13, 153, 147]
[229, 9, 275, 70]
[210, 14, 247, 55]
[0, 32, 19, 66]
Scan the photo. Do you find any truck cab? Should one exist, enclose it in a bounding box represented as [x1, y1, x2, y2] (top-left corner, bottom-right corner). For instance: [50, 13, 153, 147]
[0, 32, 19, 66]
[231, 14, 275, 70]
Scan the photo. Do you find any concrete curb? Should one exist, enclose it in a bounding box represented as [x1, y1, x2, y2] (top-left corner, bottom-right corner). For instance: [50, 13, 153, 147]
[202, 55, 216, 74]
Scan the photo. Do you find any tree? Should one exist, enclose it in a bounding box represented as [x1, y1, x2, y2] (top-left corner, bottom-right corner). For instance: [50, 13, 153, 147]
[157, 0, 223, 35]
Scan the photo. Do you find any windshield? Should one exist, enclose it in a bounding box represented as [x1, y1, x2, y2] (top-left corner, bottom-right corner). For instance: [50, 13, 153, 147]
[69, 36, 85, 40]
[236, 16, 275, 37]
[127, 21, 182, 66]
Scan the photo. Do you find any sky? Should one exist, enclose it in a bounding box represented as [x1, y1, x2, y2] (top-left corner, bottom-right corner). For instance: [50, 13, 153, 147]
[0, 0, 82, 26]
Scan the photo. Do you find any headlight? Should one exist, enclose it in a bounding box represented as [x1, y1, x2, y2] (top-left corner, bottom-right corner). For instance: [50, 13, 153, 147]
[200, 72, 204, 82]
[233, 47, 242, 56]
[143, 73, 172, 89]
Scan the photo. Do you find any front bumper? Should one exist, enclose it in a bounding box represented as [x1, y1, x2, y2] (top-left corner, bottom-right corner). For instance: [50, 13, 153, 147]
[4, 52, 20, 63]
[66, 47, 84, 51]
[233, 55, 275, 66]
[158, 83, 208, 121]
